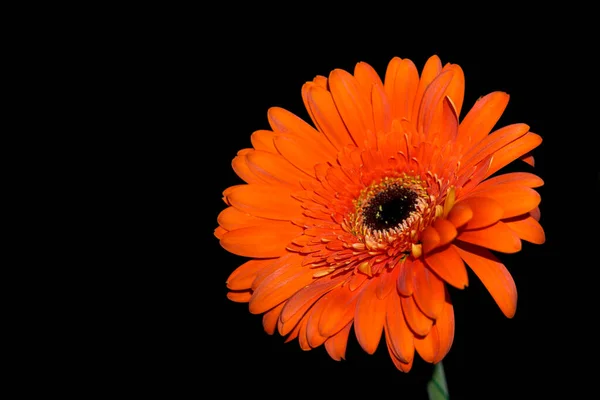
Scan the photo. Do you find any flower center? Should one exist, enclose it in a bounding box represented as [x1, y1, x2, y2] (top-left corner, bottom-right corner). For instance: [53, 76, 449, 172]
[344, 175, 436, 253]
[362, 186, 419, 231]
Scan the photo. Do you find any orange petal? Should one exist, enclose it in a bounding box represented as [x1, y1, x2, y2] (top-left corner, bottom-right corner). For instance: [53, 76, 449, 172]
[385, 291, 415, 363]
[440, 96, 459, 143]
[412, 259, 445, 319]
[262, 302, 285, 335]
[318, 286, 361, 337]
[459, 123, 530, 175]
[411, 55, 442, 124]
[442, 63, 465, 116]
[250, 264, 320, 315]
[250, 130, 277, 153]
[232, 154, 266, 184]
[432, 288, 455, 363]
[302, 83, 354, 150]
[457, 92, 510, 149]
[284, 317, 302, 343]
[416, 70, 454, 139]
[471, 185, 541, 219]
[280, 275, 344, 324]
[484, 132, 543, 179]
[414, 324, 440, 363]
[226, 258, 276, 290]
[246, 150, 309, 188]
[297, 315, 311, 351]
[354, 61, 383, 98]
[457, 221, 521, 253]
[305, 294, 329, 348]
[397, 259, 414, 296]
[424, 245, 469, 289]
[376, 268, 397, 300]
[324, 321, 353, 361]
[267, 107, 336, 154]
[384, 57, 419, 123]
[458, 154, 493, 196]
[474, 172, 544, 191]
[456, 196, 504, 230]
[329, 69, 376, 146]
[520, 152, 535, 166]
[354, 279, 386, 354]
[214, 226, 227, 239]
[401, 294, 433, 336]
[274, 135, 335, 177]
[503, 214, 546, 244]
[447, 203, 473, 229]
[432, 218, 458, 247]
[217, 206, 284, 231]
[371, 83, 392, 135]
[454, 243, 518, 318]
[227, 290, 252, 303]
[227, 184, 303, 220]
[252, 252, 301, 290]
[421, 225, 440, 254]
[386, 338, 414, 372]
[220, 224, 302, 258]
[530, 207, 541, 221]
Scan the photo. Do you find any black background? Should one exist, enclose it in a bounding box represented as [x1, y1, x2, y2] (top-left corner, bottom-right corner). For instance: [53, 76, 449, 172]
[192, 21, 595, 400]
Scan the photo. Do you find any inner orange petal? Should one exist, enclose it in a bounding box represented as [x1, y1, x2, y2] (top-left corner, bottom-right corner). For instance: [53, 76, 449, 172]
[424, 245, 469, 289]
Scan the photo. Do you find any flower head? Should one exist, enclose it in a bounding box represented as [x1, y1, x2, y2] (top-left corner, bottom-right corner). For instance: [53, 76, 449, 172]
[215, 55, 544, 371]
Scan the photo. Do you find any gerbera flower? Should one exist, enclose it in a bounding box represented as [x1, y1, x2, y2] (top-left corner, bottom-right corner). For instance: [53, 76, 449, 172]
[215, 55, 545, 372]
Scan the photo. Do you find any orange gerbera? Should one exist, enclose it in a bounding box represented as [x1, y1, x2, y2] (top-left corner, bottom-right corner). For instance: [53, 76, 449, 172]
[215, 55, 545, 372]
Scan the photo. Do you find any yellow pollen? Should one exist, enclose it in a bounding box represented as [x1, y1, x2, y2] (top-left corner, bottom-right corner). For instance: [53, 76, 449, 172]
[352, 242, 366, 250]
[411, 243, 423, 258]
[435, 205, 444, 218]
[313, 267, 335, 278]
[443, 186, 456, 218]
[357, 261, 372, 277]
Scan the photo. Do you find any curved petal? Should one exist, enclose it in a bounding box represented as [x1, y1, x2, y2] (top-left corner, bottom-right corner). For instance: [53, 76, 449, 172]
[401, 294, 433, 336]
[503, 214, 546, 244]
[226, 258, 276, 290]
[262, 302, 285, 335]
[354, 279, 386, 354]
[456, 196, 504, 230]
[484, 132, 543, 179]
[246, 150, 311, 188]
[302, 83, 354, 149]
[411, 55, 442, 123]
[385, 290, 415, 363]
[424, 245, 469, 289]
[329, 69, 376, 146]
[470, 185, 541, 219]
[442, 63, 465, 116]
[454, 243, 518, 318]
[220, 224, 303, 258]
[457, 92, 510, 149]
[412, 258, 445, 319]
[384, 57, 419, 123]
[318, 286, 362, 337]
[324, 321, 353, 361]
[250, 130, 277, 153]
[226, 184, 303, 220]
[457, 221, 522, 253]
